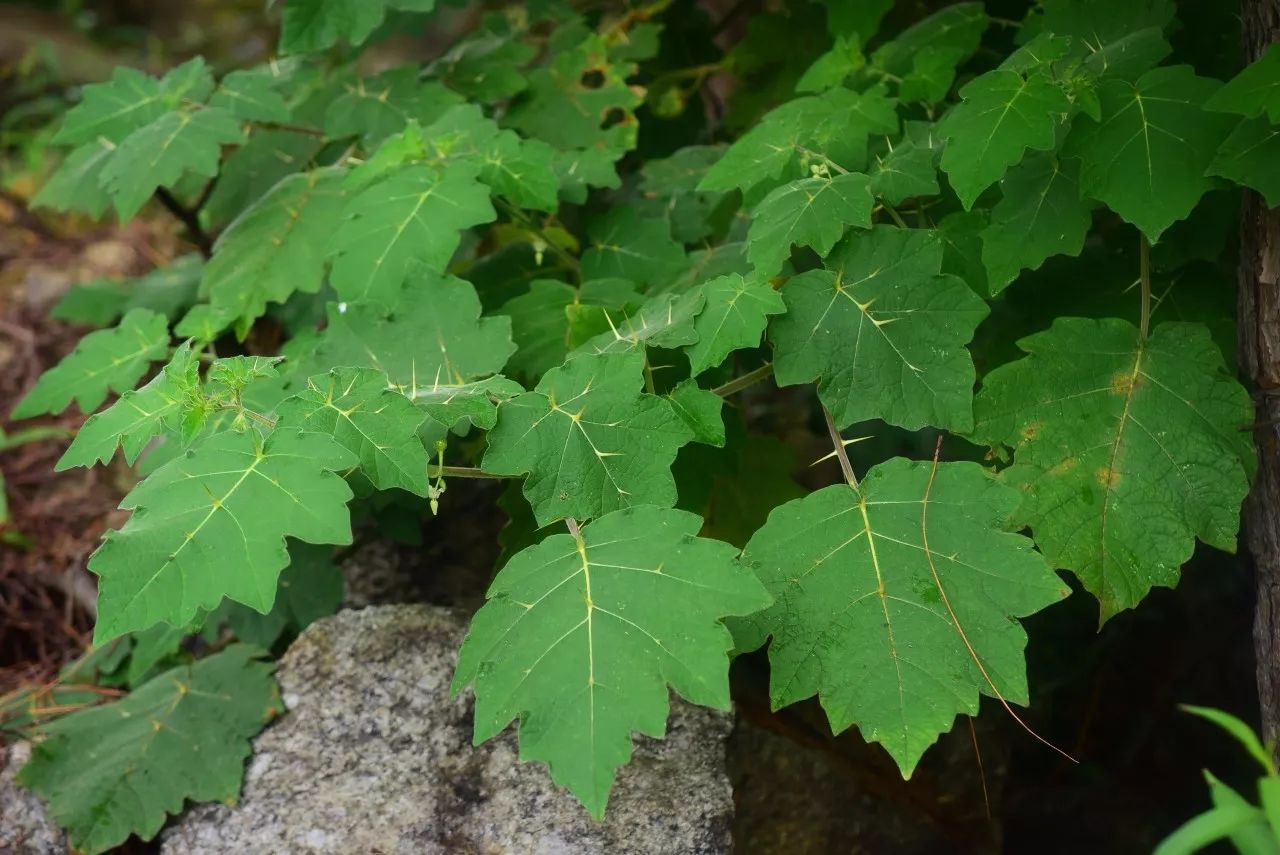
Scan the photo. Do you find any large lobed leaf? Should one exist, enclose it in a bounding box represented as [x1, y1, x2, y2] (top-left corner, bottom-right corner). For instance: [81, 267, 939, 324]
[17, 645, 278, 855]
[972, 318, 1255, 619]
[453, 506, 770, 817]
[734, 458, 1068, 776]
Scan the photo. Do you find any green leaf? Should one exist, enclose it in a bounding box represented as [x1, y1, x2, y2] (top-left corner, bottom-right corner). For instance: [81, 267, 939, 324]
[58, 342, 202, 470]
[174, 304, 237, 344]
[981, 154, 1093, 292]
[747, 171, 873, 278]
[17, 645, 277, 855]
[733, 458, 1067, 776]
[204, 541, 344, 647]
[50, 278, 130, 326]
[1029, 0, 1174, 47]
[1063, 66, 1237, 243]
[1155, 805, 1270, 855]
[1205, 43, 1280, 121]
[201, 167, 349, 334]
[686, 273, 786, 376]
[871, 4, 988, 78]
[277, 367, 429, 496]
[291, 273, 514, 394]
[409, 374, 524, 432]
[328, 164, 495, 306]
[497, 280, 638, 380]
[700, 87, 898, 197]
[1181, 705, 1276, 775]
[572, 288, 705, 356]
[279, 0, 388, 54]
[868, 123, 941, 204]
[452, 505, 770, 818]
[580, 208, 686, 290]
[100, 107, 245, 220]
[667, 380, 725, 447]
[972, 318, 1255, 618]
[53, 59, 213, 146]
[938, 69, 1071, 209]
[637, 145, 734, 244]
[323, 69, 462, 145]
[1204, 772, 1279, 855]
[204, 130, 325, 226]
[430, 19, 536, 104]
[482, 352, 694, 526]
[770, 226, 988, 431]
[1207, 117, 1280, 209]
[476, 133, 559, 212]
[796, 36, 865, 93]
[12, 309, 170, 419]
[31, 140, 116, 218]
[90, 428, 356, 641]
[209, 69, 291, 122]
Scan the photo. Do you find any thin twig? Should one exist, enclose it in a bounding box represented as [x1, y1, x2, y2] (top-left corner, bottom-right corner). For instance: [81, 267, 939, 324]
[154, 187, 213, 258]
[822, 406, 858, 490]
[247, 119, 326, 137]
[427, 465, 507, 480]
[712, 363, 773, 397]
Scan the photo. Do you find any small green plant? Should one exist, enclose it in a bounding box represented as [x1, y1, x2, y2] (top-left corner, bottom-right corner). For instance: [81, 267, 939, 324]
[6, 0, 1277, 850]
[1158, 707, 1280, 855]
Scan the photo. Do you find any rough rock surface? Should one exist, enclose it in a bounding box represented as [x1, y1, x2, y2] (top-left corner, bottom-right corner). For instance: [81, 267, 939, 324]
[164, 604, 734, 854]
[0, 742, 66, 854]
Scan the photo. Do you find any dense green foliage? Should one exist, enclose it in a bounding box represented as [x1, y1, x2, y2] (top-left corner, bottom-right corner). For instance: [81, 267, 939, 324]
[7, 0, 1276, 850]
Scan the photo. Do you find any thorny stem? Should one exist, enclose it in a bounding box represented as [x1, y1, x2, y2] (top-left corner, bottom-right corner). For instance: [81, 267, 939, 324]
[712, 363, 773, 397]
[565, 517, 582, 540]
[1138, 234, 1152, 342]
[822, 406, 859, 490]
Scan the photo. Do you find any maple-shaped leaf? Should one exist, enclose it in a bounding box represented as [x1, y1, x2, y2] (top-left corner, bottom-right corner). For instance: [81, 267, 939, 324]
[174, 304, 237, 344]
[1063, 65, 1237, 243]
[699, 87, 898, 197]
[498, 279, 638, 379]
[291, 273, 514, 393]
[938, 68, 1070, 210]
[208, 68, 291, 122]
[1205, 43, 1280, 121]
[981, 154, 1093, 292]
[747, 171, 874, 278]
[53, 58, 213, 146]
[452, 505, 770, 818]
[770, 226, 988, 431]
[58, 343, 201, 470]
[1207, 118, 1280, 209]
[506, 32, 642, 172]
[871, 3, 988, 78]
[328, 164, 495, 306]
[12, 309, 170, 419]
[796, 35, 865, 93]
[201, 167, 348, 335]
[31, 140, 115, 218]
[482, 352, 694, 526]
[972, 318, 1255, 619]
[51, 254, 203, 329]
[1028, 0, 1174, 46]
[868, 122, 941, 204]
[686, 273, 786, 376]
[476, 133, 559, 213]
[276, 367, 429, 496]
[580, 208, 686, 289]
[410, 375, 524, 433]
[323, 69, 462, 144]
[90, 427, 356, 641]
[429, 18, 536, 104]
[279, 0, 384, 53]
[572, 289, 705, 356]
[733, 458, 1067, 776]
[18, 645, 277, 855]
[203, 130, 325, 226]
[100, 108, 245, 220]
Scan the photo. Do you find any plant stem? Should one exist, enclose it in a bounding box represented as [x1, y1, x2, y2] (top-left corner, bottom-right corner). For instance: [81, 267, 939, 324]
[822, 406, 859, 490]
[247, 119, 326, 137]
[496, 198, 580, 274]
[427, 465, 507, 480]
[882, 203, 909, 229]
[1138, 234, 1152, 342]
[712, 363, 774, 397]
[565, 517, 582, 539]
[154, 188, 213, 258]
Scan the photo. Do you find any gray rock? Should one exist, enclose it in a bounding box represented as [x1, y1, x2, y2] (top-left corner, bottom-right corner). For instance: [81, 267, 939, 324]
[0, 742, 67, 854]
[165, 605, 734, 854]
